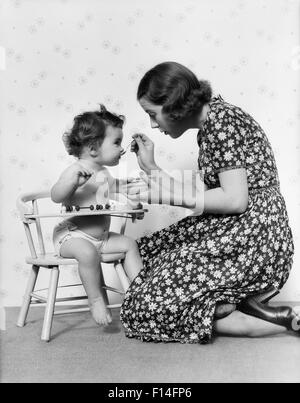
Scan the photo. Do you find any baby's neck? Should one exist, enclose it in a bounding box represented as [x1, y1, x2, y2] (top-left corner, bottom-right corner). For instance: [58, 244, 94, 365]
[78, 158, 104, 173]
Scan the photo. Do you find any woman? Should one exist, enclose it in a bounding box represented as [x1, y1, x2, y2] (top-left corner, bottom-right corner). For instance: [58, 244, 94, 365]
[120, 61, 298, 343]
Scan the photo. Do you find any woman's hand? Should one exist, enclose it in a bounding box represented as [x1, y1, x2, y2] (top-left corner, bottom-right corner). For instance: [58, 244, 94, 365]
[125, 171, 205, 214]
[124, 173, 156, 204]
[117, 177, 148, 197]
[125, 172, 172, 205]
[131, 133, 159, 174]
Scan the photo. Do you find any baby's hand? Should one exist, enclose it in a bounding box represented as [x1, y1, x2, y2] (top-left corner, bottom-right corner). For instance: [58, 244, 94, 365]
[65, 162, 93, 187]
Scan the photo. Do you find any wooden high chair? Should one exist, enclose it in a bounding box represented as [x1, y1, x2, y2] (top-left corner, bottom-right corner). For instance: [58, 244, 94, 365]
[16, 190, 141, 342]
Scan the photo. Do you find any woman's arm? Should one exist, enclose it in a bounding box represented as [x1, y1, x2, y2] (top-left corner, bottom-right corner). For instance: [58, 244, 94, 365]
[144, 168, 204, 212]
[128, 133, 204, 212]
[110, 177, 148, 199]
[203, 168, 248, 214]
[129, 133, 248, 214]
[142, 167, 248, 214]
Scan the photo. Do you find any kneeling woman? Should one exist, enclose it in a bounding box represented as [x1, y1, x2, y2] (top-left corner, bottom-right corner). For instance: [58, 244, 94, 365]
[121, 61, 299, 343]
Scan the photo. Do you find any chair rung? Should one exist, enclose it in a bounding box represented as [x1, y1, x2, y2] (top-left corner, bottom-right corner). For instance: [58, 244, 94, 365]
[107, 303, 122, 309]
[56, 283, 83, 289]
[55, 296, 87, 303]
[34, 284, 83, 294]
[30, 293, 87, 304]
[30, 292, 47, 302]
[54, 307, 89, 315]
[53, 303, 121, 316]
[30, 299, 45, 305]
[103, 285, 124, 295]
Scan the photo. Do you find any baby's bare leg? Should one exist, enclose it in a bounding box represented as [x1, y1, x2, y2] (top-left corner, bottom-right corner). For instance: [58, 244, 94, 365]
[60, 238, 112, 326]
[102, 233, 143, 282]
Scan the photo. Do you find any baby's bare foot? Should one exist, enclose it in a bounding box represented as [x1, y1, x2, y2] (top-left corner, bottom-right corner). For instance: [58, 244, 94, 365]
[89, 296, 112, 326]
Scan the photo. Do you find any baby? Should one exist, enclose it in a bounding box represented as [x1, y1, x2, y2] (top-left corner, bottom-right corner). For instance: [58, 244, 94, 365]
[51, 105, 144, 326]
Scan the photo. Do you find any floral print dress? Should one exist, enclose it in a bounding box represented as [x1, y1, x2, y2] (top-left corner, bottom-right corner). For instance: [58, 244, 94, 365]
[120, 95, 294, 344]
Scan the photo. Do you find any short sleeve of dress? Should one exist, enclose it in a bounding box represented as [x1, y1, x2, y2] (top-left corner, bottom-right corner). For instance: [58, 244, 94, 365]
[206, 105, 247, 173]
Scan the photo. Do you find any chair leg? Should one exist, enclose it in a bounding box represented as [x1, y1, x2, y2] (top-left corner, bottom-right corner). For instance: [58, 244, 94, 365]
[99, 266, 109, 307]
[41, 267, 59, 342]
[114, 261, 130, 293]
[17, 265, 40, 327]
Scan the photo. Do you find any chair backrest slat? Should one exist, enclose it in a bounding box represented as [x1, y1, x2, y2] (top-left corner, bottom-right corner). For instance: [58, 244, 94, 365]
[33, 199, 46, 255]
[119, 217, 127, 235]
[16, 190, 50, 258]
[23, 223, 37, 259]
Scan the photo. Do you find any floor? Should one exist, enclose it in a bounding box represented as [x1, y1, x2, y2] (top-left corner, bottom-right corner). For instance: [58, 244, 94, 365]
[1, 306, 300, 383]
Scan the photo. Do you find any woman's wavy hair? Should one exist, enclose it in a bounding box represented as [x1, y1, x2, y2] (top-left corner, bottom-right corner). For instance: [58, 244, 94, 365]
[137, 62, 212, 121]
[63, 105, 125, 157]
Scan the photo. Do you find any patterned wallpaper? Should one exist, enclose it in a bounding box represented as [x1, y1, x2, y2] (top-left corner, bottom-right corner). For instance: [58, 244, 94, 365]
[0, 0, 299, 308]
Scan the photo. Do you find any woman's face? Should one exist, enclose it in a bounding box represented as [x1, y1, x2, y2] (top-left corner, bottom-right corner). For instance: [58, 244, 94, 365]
[139, 97, 190, 138]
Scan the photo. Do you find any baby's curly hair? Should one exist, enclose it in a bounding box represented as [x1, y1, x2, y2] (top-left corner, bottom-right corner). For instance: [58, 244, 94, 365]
[137, 61, 212, 121]
[63, 105, 125, 157]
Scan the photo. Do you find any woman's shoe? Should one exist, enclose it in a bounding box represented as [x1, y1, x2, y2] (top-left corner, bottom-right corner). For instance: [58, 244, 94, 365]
[250, 286, 279, 304]
[238, 297, 300, 333]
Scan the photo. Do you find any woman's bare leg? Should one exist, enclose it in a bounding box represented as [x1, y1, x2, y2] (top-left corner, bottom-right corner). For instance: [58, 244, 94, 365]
[213, 310, 287, 337]
[60, 238, 112, 326]
[215, 303, 236, 319]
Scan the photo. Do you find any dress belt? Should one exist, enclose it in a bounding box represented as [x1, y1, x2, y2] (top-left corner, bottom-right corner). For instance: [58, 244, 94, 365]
[249, 184, 280, 194]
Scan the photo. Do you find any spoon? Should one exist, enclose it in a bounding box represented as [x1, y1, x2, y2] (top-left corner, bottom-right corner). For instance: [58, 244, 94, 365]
[121, 140, 138, 156]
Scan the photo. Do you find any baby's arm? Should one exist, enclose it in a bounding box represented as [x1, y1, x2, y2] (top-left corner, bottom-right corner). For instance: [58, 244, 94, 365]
[51, 162, 93, 203]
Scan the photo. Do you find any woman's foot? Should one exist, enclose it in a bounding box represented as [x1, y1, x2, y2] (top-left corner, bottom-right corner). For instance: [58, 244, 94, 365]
[89, 296, 112, 326]
[238, 298, 300, 334]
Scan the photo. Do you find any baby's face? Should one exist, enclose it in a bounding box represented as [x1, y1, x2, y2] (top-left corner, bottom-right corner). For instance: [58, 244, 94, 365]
[96, 126, 124, 166]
